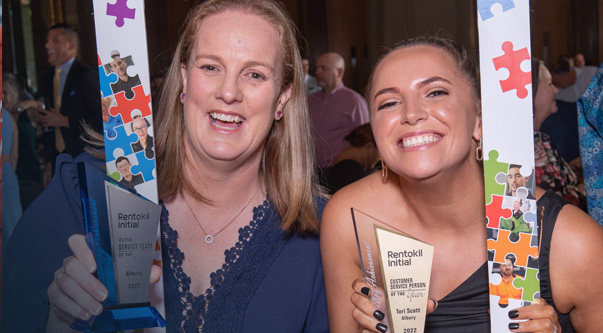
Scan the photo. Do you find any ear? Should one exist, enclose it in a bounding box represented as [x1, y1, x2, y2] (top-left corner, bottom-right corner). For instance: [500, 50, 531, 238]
[472, 107, 482, 142]
[275, 84, 292, 120]
[180, 63, 188, 94]
[336, 67, 344, 80]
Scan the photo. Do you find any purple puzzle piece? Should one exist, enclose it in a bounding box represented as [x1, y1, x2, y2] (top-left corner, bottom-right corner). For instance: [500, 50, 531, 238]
[106, 0, 136, 28]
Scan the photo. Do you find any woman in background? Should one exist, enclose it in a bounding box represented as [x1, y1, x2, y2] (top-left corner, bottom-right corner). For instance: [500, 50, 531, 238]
[532, 59, 587, 210]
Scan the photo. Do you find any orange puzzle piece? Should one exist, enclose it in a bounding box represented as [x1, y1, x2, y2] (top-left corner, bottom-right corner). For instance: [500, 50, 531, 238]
[487, 229, 538, 267]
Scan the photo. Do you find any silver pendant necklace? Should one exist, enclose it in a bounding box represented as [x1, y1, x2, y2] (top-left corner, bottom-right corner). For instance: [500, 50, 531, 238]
[183, 189, 258, 244]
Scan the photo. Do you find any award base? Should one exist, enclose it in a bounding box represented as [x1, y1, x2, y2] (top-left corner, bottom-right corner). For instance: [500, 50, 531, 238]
[70, 303, 167, 332]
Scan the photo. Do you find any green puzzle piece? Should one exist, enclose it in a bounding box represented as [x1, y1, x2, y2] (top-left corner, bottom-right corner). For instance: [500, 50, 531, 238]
[484, 149, 509, 205]
[513, 268, 540, 302]
[108, 171, 121, 182]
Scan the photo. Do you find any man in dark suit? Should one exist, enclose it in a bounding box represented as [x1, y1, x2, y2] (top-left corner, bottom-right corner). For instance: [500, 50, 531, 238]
[38, 23, 102, 185]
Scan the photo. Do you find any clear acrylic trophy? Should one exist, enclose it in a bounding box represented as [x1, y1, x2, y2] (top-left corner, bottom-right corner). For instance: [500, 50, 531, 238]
[352, 208, 434, 333]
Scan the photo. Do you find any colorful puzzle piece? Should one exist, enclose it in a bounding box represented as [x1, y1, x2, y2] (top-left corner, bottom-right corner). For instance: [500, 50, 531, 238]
[486, 194, 513, 228]
[513, 268, 540, 302]
[104, 114, 123, 139]
[477, 0, 516, 21]
[98, 55, 118, 98]
[108, 170, 121, 182]
[489, 295, 523, 332]
[130, 150, 155, 182]
[484, 149, 509, 204]
[523, 211, 536, 225]
[108, 86, 152, 123]
[104, 124, 139, 162]
[106, 0, 136, 28]
[492, 41, 532, 99]
[487, 229, 538, 267]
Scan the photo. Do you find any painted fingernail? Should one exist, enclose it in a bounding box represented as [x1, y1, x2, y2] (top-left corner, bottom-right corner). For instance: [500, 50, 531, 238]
[376, 323, 388, 332]
[361, 287, 370, 296]
[508, 322, 519, 330]
[508, 309, 519, 318]
[373, 310, 385, 321]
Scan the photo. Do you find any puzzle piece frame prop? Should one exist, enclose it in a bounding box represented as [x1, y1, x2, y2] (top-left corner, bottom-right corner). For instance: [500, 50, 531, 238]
[476, 1, 540, 332]
[90, 1, 165, 332]
[94, 0, 157, 204]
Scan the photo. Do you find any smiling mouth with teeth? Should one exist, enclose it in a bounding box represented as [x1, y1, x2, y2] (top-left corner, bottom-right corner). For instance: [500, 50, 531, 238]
[401, 134, 442, 148]
[210, 112, 244, 130]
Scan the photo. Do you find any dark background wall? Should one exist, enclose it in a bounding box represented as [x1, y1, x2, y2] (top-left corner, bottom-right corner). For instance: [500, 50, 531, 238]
[3, 0, 602, 96]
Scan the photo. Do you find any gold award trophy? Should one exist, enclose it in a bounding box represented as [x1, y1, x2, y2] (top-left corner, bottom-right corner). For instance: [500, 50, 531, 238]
[352, 208, 434, 333]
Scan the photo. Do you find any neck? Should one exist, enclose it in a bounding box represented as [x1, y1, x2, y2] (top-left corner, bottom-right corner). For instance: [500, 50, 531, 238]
[533, 117, 544, 131]
[396, 159, 486, 231]
[182, 150, 264, 205]
[119, 74, 129, 82]
[323, 82, 340, 94]
[54, 56, 74, 68]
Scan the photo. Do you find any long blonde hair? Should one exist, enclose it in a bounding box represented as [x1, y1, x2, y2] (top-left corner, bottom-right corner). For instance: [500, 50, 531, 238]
[155, 0, 323, 234]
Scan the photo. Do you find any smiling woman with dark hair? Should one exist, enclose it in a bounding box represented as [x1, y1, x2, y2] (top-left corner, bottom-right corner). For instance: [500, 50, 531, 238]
[321, 36, 603, 333]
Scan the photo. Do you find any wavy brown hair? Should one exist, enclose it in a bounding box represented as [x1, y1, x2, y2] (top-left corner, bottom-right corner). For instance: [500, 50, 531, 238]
[155, 0, 323, 235]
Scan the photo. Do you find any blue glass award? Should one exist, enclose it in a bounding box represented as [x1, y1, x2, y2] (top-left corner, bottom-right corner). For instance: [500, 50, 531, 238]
[73, 162, 166, 332]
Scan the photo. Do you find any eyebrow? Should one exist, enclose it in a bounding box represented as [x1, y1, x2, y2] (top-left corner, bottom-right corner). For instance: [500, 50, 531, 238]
[373, 87, 399, 102]
[193, 55, 274, 73]
[415, 76, 452, 88]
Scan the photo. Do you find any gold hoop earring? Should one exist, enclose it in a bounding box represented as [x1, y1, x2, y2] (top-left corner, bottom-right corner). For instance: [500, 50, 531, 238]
[381, 157, 388, 183]
[476, 137, 483, 161]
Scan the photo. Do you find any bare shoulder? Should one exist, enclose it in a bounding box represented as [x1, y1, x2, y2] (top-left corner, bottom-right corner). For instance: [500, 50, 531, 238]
[549, 199, 603, 331]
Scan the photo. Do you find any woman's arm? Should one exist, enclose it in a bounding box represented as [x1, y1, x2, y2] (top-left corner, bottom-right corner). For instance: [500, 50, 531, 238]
[549, 202, 603, 331]
[321, 189, 368, 332]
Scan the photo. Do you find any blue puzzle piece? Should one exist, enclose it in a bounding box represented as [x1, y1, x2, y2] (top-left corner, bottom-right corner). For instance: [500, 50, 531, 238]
[478, 0, 515, 21]
[103, 114, 123, 139]
[104, 124, 138, 162]
[130, 150, 155, 182]
[523, 211, 536, 224]
[99, 64, 118, 98]
[106, 0, 136, 28]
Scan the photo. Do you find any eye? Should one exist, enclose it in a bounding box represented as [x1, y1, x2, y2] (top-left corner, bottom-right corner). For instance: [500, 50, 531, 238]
[200, 65, 218, 72]
[427, 89, 448, 97]
[377, 101, 399, 111]
[247, 71, 266, 81]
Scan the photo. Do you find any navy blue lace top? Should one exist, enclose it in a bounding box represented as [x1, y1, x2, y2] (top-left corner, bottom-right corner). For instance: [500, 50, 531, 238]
[160, 197, 329, 332]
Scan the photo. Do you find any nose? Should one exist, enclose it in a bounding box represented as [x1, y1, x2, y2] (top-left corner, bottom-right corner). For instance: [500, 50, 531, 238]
[215, 72, 243, 104]
[399, 98, 427, 125]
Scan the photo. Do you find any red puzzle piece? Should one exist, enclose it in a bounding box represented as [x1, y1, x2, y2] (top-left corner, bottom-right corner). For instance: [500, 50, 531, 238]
[487, 229, 538, 267]
[108, 85, 151, 123]
[492, 41, 531, 99]
[486, 194, 513, 229]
